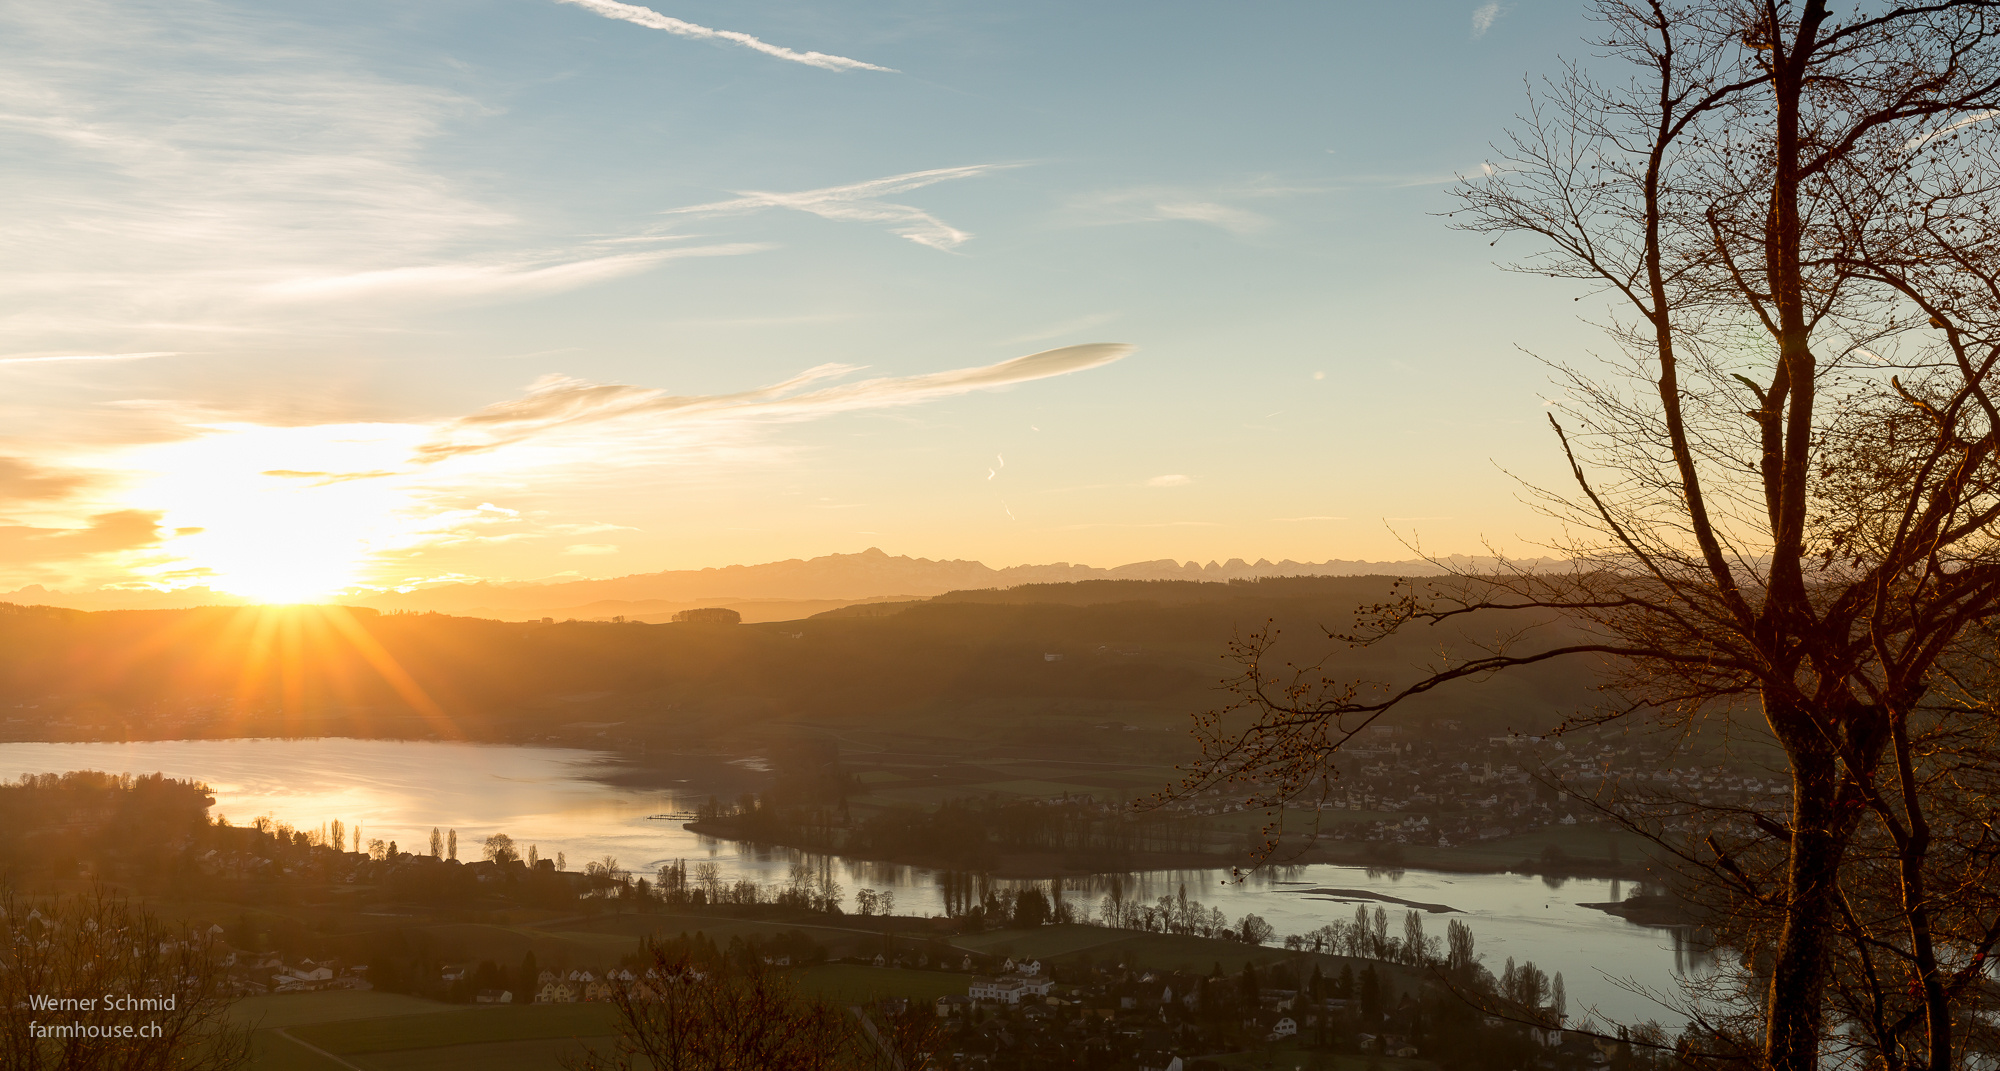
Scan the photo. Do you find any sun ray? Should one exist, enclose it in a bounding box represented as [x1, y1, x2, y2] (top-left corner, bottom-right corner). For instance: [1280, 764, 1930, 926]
[313, 606, 460, 738]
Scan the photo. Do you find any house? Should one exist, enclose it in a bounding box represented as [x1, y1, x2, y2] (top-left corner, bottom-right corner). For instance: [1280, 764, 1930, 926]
[440, 965, 469, 982]
[475, 990, 512, 1004]
[968, 974, 1051, 1004]
[1268, 1017, 1298, 1040]
[969, 977, 1029, 1004]
[538, 981, 578, 1004]
[274, 965, 333, 988]
[935, 995, 968, 1018]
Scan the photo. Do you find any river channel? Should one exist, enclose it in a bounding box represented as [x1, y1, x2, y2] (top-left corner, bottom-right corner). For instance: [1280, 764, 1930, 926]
[1, 738, 1706, 1026]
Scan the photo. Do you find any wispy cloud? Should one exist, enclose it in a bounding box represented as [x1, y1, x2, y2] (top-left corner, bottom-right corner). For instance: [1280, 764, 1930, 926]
[0, 457, 92, 504]
[1471, 2, 1508, 38]
[261, 244, 768, 302]
[10, 343, 1131, 592]
[1007, 312, 1120, 345]
[416, 342, 1134, 461]
[663, 166, 1013, 251]
[1055, 520, 1222, 530]
[1069, 189, 1270, 236]
[1145, 474, 1191, 487]
[1062, 183, 1318, 237]
[0, 351, 178, 366]
[0, 2, 514, 343]
[0, 510, 174, 569]
[1906, 110, 2000, 151]
[551, 0, 894, 72]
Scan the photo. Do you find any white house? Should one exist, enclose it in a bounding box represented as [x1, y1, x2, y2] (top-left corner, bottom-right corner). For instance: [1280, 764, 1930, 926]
[969, 977, 1028, 1004]
[969, 974, 1054, 1004]
[1269, 1018, 1298, 1040]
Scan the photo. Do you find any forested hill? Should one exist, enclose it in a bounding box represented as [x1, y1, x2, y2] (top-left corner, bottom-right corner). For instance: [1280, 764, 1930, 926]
[0, 576, 1608, 748]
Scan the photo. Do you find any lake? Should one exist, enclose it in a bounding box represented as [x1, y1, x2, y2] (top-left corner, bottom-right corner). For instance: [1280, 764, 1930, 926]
[0, 737, 1703, 1026]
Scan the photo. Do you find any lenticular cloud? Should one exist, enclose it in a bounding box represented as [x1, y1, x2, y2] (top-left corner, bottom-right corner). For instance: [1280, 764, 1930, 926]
[551, 0, 895, 73]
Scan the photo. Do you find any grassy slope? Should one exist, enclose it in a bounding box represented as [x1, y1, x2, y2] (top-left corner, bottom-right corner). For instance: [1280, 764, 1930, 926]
[224, 913, 1443, 1070]
[288, 1004, 618, 1054]
[950, 924, 1430, 992]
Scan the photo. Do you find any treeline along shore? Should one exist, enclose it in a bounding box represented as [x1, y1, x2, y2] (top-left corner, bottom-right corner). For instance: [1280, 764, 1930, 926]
[1, 769, 1684, 1071]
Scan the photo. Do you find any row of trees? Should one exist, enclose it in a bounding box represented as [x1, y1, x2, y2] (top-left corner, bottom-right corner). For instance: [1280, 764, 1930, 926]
[696, 792, 1219, 870]
[1091, 880, 1274, 944]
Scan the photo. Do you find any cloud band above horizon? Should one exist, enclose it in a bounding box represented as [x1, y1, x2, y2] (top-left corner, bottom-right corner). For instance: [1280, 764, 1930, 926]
[416, 342, 1135, 462]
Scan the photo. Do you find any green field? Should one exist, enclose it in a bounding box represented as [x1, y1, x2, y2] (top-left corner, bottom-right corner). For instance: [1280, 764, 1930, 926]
[1200, 1043, 1440, 1071]
[233, 990, 621, 1071]
[341, 1037, 606, 1071]
[951, 925, 1430, 990]
[230, 991, 458, 1031]
[963, 778, 1105, 797]
[793, 964, 973, 1003]
[289, 1003, 619, 1055]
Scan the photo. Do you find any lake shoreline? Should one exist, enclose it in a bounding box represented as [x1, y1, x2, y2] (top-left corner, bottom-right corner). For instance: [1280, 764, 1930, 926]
[681, 818, 1654, 884]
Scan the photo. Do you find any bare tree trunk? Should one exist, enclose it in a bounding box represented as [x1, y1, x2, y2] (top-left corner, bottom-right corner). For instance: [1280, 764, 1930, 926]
[1767, 743, 1846, 1071]
[1889, 718, 1952, 1071]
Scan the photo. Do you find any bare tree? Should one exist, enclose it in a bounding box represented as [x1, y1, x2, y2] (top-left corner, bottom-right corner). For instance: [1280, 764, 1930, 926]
[0, 891, 249, 1071]
[1171, 5, 2000, 1070]
[568, 940, 929, 1071]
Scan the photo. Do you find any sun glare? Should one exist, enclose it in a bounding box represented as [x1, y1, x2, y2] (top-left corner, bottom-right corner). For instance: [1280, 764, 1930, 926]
[113, 422, 435, 603]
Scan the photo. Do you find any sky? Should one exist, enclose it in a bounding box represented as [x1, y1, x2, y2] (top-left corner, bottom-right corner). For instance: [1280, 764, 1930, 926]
[0, 0, 1606, 603]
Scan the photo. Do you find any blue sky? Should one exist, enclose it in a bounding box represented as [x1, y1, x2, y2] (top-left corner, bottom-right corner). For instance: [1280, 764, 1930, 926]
[0, 0, 1603, 600]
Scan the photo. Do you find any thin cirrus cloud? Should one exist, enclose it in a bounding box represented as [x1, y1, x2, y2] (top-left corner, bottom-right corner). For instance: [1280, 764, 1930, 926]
[550, 0, 895, 73]
[261, 244, 769, 303]
[415, 343, 1135, 463]
[1145, 474, 1191, 487]
[660, 166, 1014, 251]
[0, 3, 519, 337]
[1064, 187, 1283, 237]
[1906, 110, 2000, 151]
[1471, 2, 1509, 38]
[0, 351, 180, 366]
